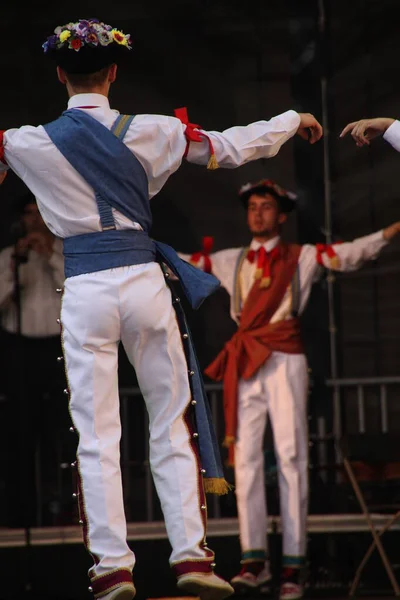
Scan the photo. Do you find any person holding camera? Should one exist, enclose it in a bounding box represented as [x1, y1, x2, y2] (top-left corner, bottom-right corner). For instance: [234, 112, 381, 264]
[0, 192, 68, 528]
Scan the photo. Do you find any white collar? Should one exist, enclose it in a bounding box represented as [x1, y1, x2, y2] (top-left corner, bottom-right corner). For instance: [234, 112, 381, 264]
[250, 236, 280, 253]
[67, 93, 111, 110]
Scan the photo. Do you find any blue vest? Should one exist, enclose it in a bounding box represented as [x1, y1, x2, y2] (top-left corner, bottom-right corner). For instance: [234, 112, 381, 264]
[43, 109, 227, 489]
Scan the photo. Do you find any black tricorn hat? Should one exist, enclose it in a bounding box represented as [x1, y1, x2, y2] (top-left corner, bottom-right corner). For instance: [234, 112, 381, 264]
[238, 178, 297, 214]
[42, 18, 132, 74]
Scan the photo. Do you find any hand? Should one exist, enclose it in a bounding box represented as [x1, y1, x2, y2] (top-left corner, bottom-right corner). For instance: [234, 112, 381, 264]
[296, 113, 323, 144]
[0, 171, 7, 185]
[340, 118, 395, 147]
[383, 221, 400, 241]
[25, 232, 54, 260]
[14, 237, 30, 258]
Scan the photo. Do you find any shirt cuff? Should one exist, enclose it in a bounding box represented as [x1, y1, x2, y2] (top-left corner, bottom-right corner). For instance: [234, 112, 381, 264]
[280, 110, 301, 135]
[368, 229, 388, 251]
[383, 120, 400, 152]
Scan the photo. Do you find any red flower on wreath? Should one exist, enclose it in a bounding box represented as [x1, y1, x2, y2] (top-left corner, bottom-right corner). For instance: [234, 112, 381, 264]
[71, 38, 82, 51]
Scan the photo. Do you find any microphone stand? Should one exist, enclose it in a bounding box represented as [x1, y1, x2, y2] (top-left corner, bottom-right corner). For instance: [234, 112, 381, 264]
[11, 245, 34, 597]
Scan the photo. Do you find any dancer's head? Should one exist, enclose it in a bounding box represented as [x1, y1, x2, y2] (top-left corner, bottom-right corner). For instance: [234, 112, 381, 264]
[238, 179, 296, 239]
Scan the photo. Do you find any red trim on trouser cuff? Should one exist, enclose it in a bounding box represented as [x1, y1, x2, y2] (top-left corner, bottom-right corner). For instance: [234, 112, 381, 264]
[0, 131, 7, 165]
[173, 559, 214, 578]
[91, 568, 133, 597]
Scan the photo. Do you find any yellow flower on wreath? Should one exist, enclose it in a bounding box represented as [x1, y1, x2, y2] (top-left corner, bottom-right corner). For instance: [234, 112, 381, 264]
[59, 30, 71, 43]
[111, 29, 128, 46]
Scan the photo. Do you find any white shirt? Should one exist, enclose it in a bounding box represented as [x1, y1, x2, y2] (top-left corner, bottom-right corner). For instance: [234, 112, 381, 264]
[383, 120, 400, 152]
[0, 94, 301, 239]
[0, 238, 64, 337]
[181, 231, 388, 324]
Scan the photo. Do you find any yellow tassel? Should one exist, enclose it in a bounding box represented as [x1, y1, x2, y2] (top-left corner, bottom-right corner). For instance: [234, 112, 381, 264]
[222, 435, 235, 448]
[259, 276, 271, 289]
[330, 255, 340, 269]
[204, 477, 233, 495]
[207, 153, 219, 170]
[254, 267, 263, 280]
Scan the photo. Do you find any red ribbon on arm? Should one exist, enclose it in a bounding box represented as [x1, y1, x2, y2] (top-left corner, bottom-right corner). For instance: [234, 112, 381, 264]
[190, 236, 214, 273]
[174, 107, 218, 169]
[315, 242, 343, 267]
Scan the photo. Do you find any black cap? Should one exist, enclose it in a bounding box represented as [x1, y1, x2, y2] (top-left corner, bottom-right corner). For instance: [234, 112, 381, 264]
[238, 178, 296, 214]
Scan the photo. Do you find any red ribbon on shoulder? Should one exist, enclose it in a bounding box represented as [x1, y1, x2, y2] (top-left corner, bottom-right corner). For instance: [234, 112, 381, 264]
[174, 107, 219, 170]
[190, 236, 214, 273]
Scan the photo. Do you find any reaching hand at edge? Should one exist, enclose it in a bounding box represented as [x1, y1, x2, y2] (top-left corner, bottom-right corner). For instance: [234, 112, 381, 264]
[339, 118, 395, 147]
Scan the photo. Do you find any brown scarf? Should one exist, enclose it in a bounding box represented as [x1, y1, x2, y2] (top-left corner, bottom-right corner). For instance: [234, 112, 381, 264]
[205, 243, 304, 460]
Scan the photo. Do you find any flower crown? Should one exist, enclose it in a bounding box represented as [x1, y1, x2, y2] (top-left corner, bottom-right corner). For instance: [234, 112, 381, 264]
[239, 178, 297, 200]
[42, 18, 132, 54]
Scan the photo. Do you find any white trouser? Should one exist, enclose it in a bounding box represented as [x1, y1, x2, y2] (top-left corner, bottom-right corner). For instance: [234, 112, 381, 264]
[234, 351, 309, 562]
[61, 262, 212, 581]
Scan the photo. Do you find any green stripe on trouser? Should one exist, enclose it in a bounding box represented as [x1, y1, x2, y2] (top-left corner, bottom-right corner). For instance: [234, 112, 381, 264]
[241, 549, 267, 563]
[282, 555, 306, 568]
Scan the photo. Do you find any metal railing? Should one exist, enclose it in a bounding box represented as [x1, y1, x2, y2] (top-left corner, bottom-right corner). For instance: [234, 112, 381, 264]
[3, 376, 400, 533]
[326, 376, 400, 480]
[326, 376, 400, 438]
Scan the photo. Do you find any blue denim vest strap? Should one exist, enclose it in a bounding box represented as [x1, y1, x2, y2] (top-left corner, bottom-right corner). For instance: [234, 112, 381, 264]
[43, 109, 152, 232]
[95, 114, 136, 231]
[290, 265, 301, 317]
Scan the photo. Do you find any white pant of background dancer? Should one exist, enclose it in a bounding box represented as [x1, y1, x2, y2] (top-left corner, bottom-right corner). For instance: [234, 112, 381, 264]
[61, 262, 212, 578]
[234, 351, 309, 563]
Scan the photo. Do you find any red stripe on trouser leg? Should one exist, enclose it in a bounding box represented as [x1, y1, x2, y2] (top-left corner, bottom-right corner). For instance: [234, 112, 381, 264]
[169, 403, 215, 572]
[90, 567, 133, 598]
[61, 312, 100, 572]
[75, 459, 100, 572]
[60, 311, 98, 569]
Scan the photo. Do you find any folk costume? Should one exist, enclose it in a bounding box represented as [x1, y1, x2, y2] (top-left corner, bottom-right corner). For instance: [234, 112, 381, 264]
[184, 179, 389, 599]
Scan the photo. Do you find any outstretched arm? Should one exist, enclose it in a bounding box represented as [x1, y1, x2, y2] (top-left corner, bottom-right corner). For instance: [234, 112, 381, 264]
[184, 111, 323, 168]
[316, 226, 397, 273]
[339, 117, 396, 148]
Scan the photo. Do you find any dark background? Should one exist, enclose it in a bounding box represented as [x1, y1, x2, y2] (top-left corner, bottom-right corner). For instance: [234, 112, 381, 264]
[1, 1, 400, 598]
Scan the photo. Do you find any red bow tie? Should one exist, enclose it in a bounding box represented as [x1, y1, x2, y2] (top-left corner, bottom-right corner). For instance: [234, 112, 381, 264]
[246, 246, 280, 288]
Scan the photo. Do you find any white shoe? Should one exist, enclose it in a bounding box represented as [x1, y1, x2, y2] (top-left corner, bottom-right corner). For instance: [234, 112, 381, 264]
[279, 582, 303, 600]
[97, 583, 136, 600]
[231, 565, 272, 591]
[177, 571, 234, 600]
